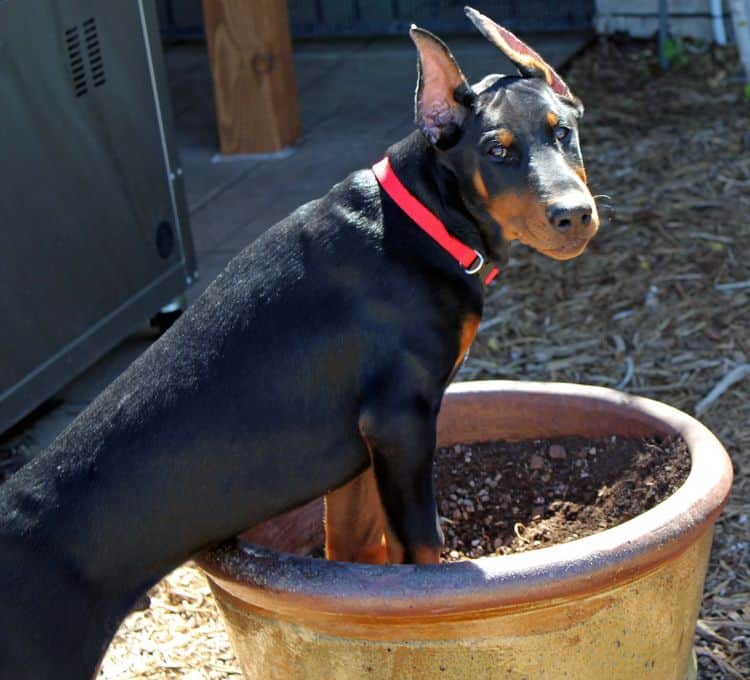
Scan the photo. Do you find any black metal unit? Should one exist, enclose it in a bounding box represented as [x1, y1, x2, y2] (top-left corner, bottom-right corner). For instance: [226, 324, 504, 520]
[157, 1, 594, 40]
[0, 0, 197, 433]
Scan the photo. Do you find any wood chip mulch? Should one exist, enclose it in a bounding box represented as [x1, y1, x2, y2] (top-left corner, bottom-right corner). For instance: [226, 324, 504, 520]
[96, 37, 748, 678]
[98, 564, 240, 679]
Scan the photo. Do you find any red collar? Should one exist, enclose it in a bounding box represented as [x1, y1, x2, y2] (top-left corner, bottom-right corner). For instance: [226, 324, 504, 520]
[372, 157, 499, 285]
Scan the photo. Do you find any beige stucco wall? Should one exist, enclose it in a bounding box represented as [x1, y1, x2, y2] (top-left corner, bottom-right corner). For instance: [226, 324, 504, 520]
[595, 0, 730, 41]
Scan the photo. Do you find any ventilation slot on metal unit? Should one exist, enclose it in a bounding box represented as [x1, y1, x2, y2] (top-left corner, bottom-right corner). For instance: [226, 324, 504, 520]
[64, 26, 87, 97]
[83, 17, 106, 88]
[65, 17, 106, 97]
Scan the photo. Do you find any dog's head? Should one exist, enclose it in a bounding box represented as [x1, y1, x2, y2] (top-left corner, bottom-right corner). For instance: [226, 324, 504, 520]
[411, 7, 599, 262]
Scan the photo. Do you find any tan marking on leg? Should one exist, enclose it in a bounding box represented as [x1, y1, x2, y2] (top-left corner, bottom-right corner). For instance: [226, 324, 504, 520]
[413, 545, 442, 564]
[385, 525, 405, 564]
[325, 467, 387, 564]
[453, 314, 481, 374]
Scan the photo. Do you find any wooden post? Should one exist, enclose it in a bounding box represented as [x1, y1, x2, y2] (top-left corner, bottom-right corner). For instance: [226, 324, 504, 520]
[201, 0, 302, 155]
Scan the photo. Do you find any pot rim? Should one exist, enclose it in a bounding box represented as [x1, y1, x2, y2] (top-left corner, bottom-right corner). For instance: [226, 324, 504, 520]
[197, 381, 733, 619]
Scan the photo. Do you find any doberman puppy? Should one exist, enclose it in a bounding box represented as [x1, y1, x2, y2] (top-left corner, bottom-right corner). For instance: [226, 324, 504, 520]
[0, 8, 598, 678]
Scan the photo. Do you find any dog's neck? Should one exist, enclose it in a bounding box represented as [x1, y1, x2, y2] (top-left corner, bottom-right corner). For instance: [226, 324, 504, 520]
[385, 131, 498, 265]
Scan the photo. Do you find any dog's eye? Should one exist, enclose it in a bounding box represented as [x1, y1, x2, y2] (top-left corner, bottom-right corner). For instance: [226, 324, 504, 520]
[554, 126, 571, 142]
[488, 144, 509, 159]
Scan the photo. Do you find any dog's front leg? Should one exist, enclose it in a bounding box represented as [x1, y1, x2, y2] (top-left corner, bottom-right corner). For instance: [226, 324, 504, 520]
[325, 467, 388, 564]
[358, 398, 443, 565]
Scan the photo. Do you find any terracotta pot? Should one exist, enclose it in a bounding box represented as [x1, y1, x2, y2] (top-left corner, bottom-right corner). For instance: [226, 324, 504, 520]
[197, 381, 732, 680]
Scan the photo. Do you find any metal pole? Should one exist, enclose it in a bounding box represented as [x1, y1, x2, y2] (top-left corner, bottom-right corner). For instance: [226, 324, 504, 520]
[710, 0, 727, 45]
[728, 0, 750, 87]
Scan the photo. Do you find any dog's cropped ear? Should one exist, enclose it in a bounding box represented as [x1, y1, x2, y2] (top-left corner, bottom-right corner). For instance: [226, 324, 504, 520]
[410, 25, 473, 147]
[464, 7, 573, 99]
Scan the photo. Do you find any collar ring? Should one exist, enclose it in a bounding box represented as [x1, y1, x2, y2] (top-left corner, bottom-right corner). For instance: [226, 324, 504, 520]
[464, 250, 485, 275]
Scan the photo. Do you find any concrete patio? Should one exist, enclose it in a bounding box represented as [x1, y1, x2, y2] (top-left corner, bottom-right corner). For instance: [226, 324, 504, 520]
[1, 32, 590, 460]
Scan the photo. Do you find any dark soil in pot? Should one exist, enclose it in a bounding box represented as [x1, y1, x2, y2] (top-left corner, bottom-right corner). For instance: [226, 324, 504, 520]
[435, 435, 690, 560]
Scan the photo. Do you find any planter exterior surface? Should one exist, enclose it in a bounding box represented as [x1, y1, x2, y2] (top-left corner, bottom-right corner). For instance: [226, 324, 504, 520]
[198, 381, 732, 680]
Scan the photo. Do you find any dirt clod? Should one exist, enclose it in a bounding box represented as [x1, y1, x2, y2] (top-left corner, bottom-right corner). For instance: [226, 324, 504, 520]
[548, 443, 567, 460]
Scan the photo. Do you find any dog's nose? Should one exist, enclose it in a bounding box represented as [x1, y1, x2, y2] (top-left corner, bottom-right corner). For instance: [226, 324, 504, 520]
[547, 204, 593, 231]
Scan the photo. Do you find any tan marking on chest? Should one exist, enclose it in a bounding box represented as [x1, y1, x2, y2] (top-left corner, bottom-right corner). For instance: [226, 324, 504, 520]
[453, 314, 481, 373]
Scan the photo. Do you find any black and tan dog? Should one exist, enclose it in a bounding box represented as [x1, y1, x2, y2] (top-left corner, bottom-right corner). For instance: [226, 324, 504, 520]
[0, 8, 598, 678]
